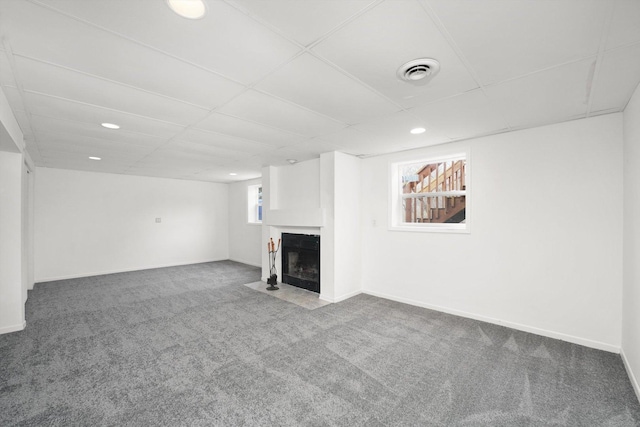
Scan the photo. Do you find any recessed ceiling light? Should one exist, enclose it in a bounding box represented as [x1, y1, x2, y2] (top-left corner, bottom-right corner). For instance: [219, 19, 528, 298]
[89, 156, 101, 160]
[287, 159, 298, 164]
[410, 127, 426, 134]
[166, 0, 207, 19]
[229, 173, 237, 176]
[101, 123, 120, 130]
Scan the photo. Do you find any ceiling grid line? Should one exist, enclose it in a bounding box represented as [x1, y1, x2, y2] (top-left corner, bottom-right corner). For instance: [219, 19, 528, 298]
[1, 38, 43, 160]
[27, 0, 248, 87]
[11, 52, 218, 111]
[418, 0, 512, 132]
[585, 0, 617, 117]
[21, 89, 188, 129]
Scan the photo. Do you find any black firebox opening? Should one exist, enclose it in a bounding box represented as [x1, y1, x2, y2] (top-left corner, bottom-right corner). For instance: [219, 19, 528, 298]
[281, 233, 320, 293]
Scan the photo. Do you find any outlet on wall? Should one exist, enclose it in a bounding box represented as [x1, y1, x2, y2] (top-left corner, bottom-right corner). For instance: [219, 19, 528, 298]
[155, 218, 161, 223]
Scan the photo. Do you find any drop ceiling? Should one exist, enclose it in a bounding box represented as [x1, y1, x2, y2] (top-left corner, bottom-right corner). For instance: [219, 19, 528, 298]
[1, 0, 639, 183]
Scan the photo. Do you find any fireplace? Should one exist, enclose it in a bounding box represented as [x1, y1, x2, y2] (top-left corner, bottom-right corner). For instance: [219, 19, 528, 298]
[281, 233, 320, 293]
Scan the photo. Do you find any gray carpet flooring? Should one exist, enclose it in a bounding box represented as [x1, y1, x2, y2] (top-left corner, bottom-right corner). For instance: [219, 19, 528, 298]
[1, 261, 639, 426]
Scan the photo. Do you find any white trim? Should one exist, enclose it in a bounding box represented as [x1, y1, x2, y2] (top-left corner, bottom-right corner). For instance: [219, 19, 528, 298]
[363, 289, 620, 353]
[35, 258, 227, 283]
[389, 151, 470, 234]
[265, 208, 325, 227]
[320, 290, 361, 303]
[333, 289, 362, 303]
[319, 294, 334, 303]
[0, 320, 26, 335]
[621, 348, 640, 403]
[229, 258, 261, 268]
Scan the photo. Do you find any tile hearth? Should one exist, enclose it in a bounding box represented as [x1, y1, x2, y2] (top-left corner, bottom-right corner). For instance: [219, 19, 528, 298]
[244, 281, 330, 310]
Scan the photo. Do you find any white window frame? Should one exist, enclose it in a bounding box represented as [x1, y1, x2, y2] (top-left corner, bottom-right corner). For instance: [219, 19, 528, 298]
[389, 152, 470, 233]
[247, 184, 262, 225]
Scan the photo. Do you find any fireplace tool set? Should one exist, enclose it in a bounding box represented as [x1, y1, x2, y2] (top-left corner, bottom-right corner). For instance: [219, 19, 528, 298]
[267, 237, 280, 291]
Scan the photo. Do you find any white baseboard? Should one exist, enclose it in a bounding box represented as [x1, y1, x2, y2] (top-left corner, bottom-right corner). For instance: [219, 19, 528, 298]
[333, 289, 362, 303]
[621, 348, 640, 403]
[35, 258, 227, 283]
[318, 290, 361, 304]
[0, 320, 26, 335]
[229, 258, 261, 268]
[363, 289, 620, 353]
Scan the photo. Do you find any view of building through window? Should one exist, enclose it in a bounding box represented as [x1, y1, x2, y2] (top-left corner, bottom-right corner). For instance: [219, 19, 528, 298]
[401, 157, 466, 224]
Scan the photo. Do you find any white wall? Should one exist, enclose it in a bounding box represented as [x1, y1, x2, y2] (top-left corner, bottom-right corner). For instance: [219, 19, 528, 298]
[276, 159, 320, 209]
[361, 114, 623, 351]
[0, 151, 25, 333]
[0, 86, 29, 334]
[331, 152, 362, 301]
[35, 168, 229, 281]
[228, 178, 262, 267]
[317, 151, 365, 302]
[623, 84, 640, 398]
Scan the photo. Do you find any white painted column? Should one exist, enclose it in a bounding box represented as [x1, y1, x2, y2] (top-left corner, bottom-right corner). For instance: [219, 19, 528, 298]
[0, 151, 26, 333]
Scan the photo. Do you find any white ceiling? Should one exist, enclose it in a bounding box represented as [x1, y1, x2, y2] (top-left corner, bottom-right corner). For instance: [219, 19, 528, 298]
[1, 0, 639, 183]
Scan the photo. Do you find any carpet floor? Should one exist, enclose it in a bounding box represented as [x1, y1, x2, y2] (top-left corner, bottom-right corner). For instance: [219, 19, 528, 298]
[1, 261, 639, 426]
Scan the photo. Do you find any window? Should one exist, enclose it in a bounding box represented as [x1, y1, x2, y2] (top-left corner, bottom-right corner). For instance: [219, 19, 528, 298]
[390, 153, 468, 232]
[247, 184, 262, 224]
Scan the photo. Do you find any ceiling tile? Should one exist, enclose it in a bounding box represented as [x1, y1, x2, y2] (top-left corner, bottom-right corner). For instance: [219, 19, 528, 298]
[34, 0, 301, 84]
[353, 110, 451, 149]
[189, 164, 261, 183]
[36, 135, 153, 161]
[37, 160, 129, 175]
[30, 115, 168, 149]
[1, 1, 245, 109]
[0, 53, 18, 88]
[217, 90, 347, 137]
[317, 126, 426, 157]
[164, 140, 253, 162]
[194, 112, 304, 147]
[606, 0, 640, 49]
[229, 0, 375, 46]
[243, 147, 319, 168]
[410, 89, 509, 140]
[24, 91, 185, 139]
[180, 128, 273, 155]
[485, 58, 595, 129]
[15, 56, 210, 125]
[256, 53, 400, 124]
[285, 138, 344, 157]
[313, 0, 478, 108]
[129, 152, 229, 175]
[591, 44, 640, 112]
[427, 0, 608, 84]
[2, 86, 26, 114]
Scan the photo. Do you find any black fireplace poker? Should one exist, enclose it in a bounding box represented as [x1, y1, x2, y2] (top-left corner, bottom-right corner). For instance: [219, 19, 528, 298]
[267, 237, 280, 291]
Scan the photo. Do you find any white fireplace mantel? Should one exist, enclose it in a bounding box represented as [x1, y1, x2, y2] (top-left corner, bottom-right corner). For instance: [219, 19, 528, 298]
[264, 208, 325, 228]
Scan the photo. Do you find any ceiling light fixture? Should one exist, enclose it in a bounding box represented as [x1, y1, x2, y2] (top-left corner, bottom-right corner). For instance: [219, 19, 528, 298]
[397, 58, 440, 86]
[287, 159, 298, 165]
[410, 127, 426, 135]
[229, 173, 237, 176]
[101, 123, 120, 130]
[89, 156, 101, 160]
[166, 0, 207, 19]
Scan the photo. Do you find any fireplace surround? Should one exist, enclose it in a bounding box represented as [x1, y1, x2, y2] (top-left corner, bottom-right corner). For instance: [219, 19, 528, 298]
[281, 233, 320, 293]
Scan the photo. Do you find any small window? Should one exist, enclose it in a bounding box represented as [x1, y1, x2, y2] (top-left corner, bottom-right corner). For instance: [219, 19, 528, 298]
[248, 184, 262, 224]
[390, 153, 468, 232]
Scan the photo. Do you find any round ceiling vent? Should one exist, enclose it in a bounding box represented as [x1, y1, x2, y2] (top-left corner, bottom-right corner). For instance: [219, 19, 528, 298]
[397, 58, 440, 86]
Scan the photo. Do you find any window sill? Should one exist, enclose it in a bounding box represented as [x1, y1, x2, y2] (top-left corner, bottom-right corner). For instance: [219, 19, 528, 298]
[389, 224, 470, 234]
